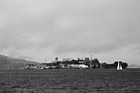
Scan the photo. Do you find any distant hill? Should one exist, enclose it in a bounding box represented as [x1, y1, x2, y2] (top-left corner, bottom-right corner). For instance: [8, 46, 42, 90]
[128, 64, 140, 68]
[0, 55, 40, 69]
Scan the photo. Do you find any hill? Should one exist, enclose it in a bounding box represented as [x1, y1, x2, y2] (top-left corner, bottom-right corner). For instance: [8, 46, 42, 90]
[0, 55, 40, 69]
[128, 64, 140, 68]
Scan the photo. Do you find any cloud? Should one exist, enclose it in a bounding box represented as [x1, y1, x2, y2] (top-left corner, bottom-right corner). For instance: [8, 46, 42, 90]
[54, 0, 140, 54]
[0, 0, 140, 63]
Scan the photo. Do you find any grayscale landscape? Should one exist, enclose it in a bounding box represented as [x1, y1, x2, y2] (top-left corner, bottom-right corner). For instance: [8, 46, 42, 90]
[0, 0, 140, 93]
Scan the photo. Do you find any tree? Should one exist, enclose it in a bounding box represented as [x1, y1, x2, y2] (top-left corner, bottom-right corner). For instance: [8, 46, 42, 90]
[101, 62, 107, 68]
[122, 62, 128, 69]
[90, 58, 100, 68]
[114, 61, 118, 68]
[114, 61, 128, 69]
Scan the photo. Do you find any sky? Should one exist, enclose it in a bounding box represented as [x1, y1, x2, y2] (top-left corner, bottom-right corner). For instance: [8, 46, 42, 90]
[0, 0, 140, 65]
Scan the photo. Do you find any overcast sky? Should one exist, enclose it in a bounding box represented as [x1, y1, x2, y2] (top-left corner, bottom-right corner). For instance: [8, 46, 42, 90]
[0, 0, 140, 64]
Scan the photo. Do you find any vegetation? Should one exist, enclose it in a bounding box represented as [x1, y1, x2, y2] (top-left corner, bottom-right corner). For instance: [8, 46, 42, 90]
[101, 61, 128, 69]
[39, 58, 128, 69]
[0, 54, 128, 69]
